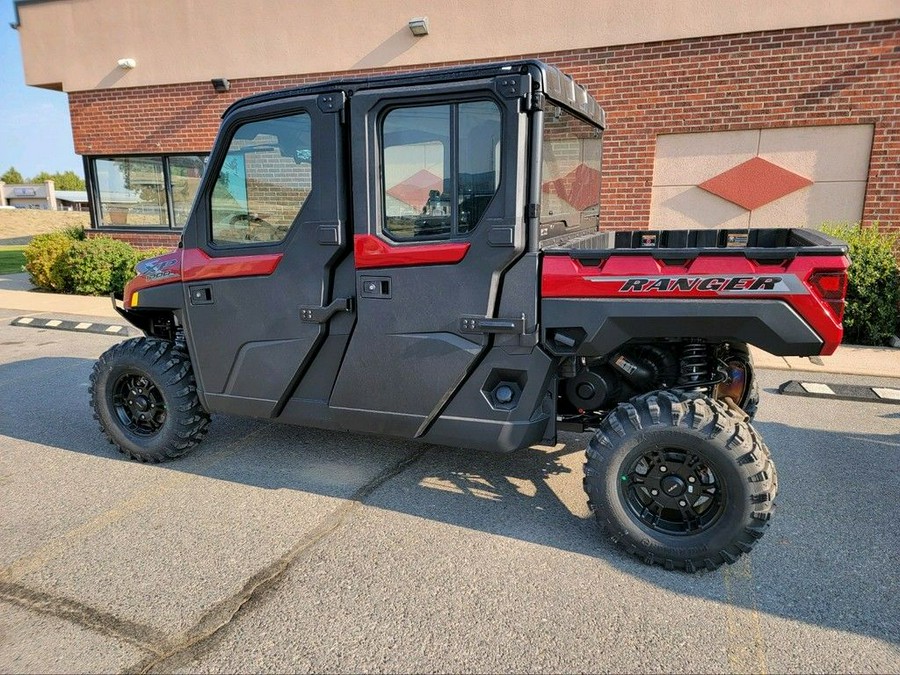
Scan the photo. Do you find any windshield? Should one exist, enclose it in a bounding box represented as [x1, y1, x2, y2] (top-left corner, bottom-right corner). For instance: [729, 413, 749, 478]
[539, 105, 602, 244]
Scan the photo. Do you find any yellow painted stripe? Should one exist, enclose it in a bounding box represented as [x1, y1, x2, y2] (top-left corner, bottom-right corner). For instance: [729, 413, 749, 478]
[723, 557, 769, 674]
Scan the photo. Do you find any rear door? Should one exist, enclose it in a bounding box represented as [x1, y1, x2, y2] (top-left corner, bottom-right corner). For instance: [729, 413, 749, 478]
[181, 94, 349, 418]
[329, 75, 531, 437]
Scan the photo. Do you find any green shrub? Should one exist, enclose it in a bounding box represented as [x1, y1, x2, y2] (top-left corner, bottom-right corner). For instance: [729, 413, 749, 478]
[64, 237, 141, 296]
[822, 222, 900, 345]
[62, 225, 87, 241]
[23, 231, 77, 291]
[138, 246, 176, 259]
[22, 232, 177, 296]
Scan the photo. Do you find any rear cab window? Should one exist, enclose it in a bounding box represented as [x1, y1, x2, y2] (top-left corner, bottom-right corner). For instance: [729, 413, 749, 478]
[539, 105, 603, 246]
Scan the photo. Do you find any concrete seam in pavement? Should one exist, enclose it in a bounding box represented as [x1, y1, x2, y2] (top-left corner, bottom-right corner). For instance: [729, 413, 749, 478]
[0, 583, 166, 657]
[130, 444, 431, 674]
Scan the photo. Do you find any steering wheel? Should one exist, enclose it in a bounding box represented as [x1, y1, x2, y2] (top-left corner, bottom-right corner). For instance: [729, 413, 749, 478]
[227, 212, 278, 241]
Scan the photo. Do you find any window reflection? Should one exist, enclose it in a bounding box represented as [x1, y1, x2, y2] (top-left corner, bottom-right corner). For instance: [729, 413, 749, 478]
[381, 100, 501, 240]
[168, 155, 206, 227]
[540, 107, 603, 242]
[95, 157, 167, 227]
[92, 155, 208, 229]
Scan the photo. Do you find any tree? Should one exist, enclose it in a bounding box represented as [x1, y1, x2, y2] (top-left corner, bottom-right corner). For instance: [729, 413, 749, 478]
[0, 167, 86, 189]
[48, 171, 86, 191]
[1, 167, 24, 184]
[26, 170, 86, 191]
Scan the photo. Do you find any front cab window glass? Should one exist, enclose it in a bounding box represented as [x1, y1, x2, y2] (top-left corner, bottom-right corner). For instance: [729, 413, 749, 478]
[211, 113, 312, 246]
[381, 100, 501, 241]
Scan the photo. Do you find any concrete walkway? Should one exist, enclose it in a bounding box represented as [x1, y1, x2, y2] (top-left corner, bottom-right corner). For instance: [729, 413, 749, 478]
[0, 273, 118, 319]
[1, 272, 898, 377]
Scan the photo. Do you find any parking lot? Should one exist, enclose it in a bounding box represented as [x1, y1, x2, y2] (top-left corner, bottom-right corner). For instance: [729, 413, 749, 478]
[1, 308, 898, 674]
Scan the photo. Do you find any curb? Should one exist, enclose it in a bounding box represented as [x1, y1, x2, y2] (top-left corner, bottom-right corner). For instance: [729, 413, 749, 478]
[778, 379, 900, 405]
[10, 316, 134, 336]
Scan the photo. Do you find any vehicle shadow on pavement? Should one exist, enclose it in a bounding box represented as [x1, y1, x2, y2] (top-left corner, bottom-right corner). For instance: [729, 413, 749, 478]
[1, 356, 897, 648]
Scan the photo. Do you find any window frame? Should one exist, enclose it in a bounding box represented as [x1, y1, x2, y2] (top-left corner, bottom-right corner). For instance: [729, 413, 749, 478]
[378, 97, 504, 243]
[86, 153, 209, 231]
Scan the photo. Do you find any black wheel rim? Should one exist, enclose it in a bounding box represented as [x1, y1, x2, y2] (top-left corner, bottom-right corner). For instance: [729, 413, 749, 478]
[111, 370, 167, 437]
[620, 448, 725, 535]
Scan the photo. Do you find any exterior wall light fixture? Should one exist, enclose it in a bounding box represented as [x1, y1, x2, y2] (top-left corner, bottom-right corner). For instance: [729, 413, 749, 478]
[117, 58, 137, 69]
[211, 78, 231, 93]
[408, 17, 429, 36]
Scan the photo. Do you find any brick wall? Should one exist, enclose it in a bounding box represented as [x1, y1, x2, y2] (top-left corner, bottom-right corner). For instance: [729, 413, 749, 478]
[69, 19, 899, 236]
[85, 229, 181, 250]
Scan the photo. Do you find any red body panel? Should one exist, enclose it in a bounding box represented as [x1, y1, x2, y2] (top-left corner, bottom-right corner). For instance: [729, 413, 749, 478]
[123, 248, 283, 308]
[354, 234, 470, 269]
[541, 253, 850, 354]
[181, 248, 282, 281]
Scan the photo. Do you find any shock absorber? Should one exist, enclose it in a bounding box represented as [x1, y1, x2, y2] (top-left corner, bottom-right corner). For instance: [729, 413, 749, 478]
[678, 340, 709, 390]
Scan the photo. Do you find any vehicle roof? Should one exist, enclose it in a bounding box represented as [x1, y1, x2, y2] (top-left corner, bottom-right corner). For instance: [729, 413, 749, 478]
[223, 59, 605, 127]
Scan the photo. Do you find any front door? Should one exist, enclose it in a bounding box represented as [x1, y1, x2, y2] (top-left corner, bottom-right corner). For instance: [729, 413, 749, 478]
[181, 94, 349, 418]
[329, 75, 531, 438]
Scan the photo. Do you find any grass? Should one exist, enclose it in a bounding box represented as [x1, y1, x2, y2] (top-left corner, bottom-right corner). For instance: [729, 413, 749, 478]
[0, 246, 26, 275]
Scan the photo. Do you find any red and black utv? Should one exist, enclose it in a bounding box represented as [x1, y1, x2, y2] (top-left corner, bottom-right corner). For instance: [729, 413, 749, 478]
[92, 60, 849, 572]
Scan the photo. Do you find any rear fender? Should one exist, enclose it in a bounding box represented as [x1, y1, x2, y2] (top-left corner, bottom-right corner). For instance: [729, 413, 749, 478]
[542, 298, 824, 357]
[541, 253, 848, 355]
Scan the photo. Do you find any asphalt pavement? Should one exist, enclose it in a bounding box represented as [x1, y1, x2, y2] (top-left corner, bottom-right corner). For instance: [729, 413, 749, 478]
[0, 308, 898, 674]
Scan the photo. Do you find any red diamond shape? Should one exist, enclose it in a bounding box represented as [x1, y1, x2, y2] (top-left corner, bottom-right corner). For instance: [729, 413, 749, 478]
[698, 157, 812, 211]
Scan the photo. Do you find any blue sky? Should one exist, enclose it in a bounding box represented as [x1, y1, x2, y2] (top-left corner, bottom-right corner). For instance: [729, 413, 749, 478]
[0, 1, 82, 179]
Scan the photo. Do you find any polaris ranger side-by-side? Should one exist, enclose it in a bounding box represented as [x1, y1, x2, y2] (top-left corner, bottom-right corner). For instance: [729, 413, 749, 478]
[92, 61, 850, 572]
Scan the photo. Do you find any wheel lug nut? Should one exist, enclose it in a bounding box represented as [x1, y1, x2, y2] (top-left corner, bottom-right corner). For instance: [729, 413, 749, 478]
[660, 466, 667, 472]
[679, 500, 686, 507]
[650, 489, 659, 496]
[688, 476, 696, 483]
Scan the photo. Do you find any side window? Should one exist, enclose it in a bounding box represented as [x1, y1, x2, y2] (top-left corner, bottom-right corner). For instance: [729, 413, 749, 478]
[211, 112, 312, 246]
[382, 100, 501, 241]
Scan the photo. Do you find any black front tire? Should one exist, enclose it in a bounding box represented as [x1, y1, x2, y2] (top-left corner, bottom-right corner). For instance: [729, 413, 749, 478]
[90, 337, 210, 462]
[584, 390, 776, 572]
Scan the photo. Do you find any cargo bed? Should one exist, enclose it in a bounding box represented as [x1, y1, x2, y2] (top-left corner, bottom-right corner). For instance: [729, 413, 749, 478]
[544, 228, 848, 262]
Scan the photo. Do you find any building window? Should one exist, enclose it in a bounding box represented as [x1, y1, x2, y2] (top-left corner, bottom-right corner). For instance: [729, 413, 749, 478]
[90, 154, 208, 229]
[94, 157, 167, 227]
[540, 106, 602, 242]
[168, 155, 207, 228]
[210, 113, 313, 246]
[381, 100, 501, 241]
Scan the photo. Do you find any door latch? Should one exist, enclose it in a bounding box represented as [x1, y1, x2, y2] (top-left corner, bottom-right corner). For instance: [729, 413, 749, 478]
[299, 297, 353, 324]
[459, 314, 526, 335]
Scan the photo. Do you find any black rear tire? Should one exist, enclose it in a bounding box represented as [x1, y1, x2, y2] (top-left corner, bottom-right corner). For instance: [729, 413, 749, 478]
[90, 337, 210, 462]
[583, 390, 776, 572]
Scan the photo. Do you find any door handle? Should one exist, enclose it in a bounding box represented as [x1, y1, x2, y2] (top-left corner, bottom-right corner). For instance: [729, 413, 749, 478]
[360, 276, 391, 298]
[459, 314, 525, 334]
[299, 297, 354, 324]
[188, 284, 213, 305]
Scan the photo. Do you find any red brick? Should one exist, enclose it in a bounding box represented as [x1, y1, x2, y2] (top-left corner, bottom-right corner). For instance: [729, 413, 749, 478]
[69, 19, 899, 231]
